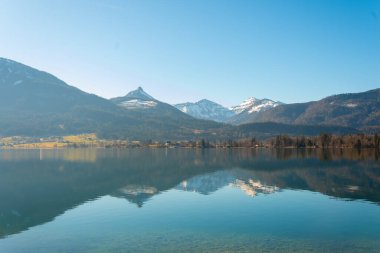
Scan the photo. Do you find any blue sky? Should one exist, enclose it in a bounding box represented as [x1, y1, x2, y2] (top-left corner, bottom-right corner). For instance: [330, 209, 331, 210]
[0, 0, 379, 106]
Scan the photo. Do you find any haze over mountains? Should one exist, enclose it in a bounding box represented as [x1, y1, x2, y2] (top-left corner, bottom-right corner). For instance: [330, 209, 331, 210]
[0, 57, 378, 140]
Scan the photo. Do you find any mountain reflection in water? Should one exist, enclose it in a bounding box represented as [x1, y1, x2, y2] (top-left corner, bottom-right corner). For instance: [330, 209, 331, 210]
[0, 148, 379, 239]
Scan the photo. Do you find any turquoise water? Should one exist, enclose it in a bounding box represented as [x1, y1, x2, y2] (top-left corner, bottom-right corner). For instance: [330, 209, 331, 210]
[0, 148, 379, 252]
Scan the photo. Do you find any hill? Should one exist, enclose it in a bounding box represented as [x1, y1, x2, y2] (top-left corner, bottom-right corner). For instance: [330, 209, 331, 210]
[245, 89, 380, 131]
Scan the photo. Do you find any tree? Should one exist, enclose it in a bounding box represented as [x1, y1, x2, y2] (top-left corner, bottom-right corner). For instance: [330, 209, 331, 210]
[320, 133, 332, 148]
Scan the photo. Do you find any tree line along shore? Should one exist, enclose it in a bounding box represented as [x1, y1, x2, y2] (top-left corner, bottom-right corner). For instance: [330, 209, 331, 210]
[0, 133, 379, 150]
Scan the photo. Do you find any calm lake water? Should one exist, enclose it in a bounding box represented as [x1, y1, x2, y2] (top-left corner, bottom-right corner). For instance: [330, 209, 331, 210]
[0, 148, 379, 252]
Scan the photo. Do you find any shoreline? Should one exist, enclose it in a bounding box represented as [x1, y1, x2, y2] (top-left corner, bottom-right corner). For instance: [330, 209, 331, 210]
[1, 146, 378, 150]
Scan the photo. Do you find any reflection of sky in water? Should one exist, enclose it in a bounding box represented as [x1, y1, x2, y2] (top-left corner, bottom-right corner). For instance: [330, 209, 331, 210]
[0, 149, 380, 252]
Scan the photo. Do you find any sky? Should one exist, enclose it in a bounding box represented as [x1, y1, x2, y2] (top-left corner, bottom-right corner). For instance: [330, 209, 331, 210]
[0, 0, 379, 106]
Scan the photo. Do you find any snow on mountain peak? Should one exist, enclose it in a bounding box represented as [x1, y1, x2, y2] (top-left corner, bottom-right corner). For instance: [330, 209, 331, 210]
[175, 96, 282, 123]
[119, 99, 158, 109]
[111, 87, 158, 109]
[125, 87, 155, 101]
[174, 99, 234, 122]
[230, 97, 281, 115]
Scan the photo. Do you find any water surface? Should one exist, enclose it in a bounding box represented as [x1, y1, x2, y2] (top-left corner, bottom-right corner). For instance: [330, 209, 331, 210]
[0, 148, 379, 252]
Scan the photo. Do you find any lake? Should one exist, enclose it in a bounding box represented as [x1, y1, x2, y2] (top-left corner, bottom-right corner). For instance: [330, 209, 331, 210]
[0, 148, 379, 252]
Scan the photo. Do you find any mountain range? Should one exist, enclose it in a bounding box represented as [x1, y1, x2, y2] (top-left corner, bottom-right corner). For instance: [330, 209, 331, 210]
[174, 90, 380, 132]
[0, 58, 222, 140]
[174, 97, 282, 124]
[250, 89, 380, 132]
[0, 57, 378, 140]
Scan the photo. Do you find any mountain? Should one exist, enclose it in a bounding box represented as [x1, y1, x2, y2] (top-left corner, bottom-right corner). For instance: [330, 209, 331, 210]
[0, 57, 127, 136]
[0, 58, 222, 140]
[174, 99, 234, 122]
[110, 87, 157, 109]
[175, 97, 281, 124]
[109, 87, 224, 139]
[249, 89, 380, 131]
[230, 97, 282, 115]
[228, 97, 283, 124]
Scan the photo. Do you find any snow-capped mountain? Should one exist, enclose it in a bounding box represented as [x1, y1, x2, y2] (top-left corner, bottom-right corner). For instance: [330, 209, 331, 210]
[175, 97, 282, 124]
[110, 87, 158, 109]
[109, 87, 222, 140]
[230, 97, 282, 115]
[123, 86, 154, 100]
[112, 89, 282, 125]
[174, 99, 234, 122]
[228, 98, 283, 124]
